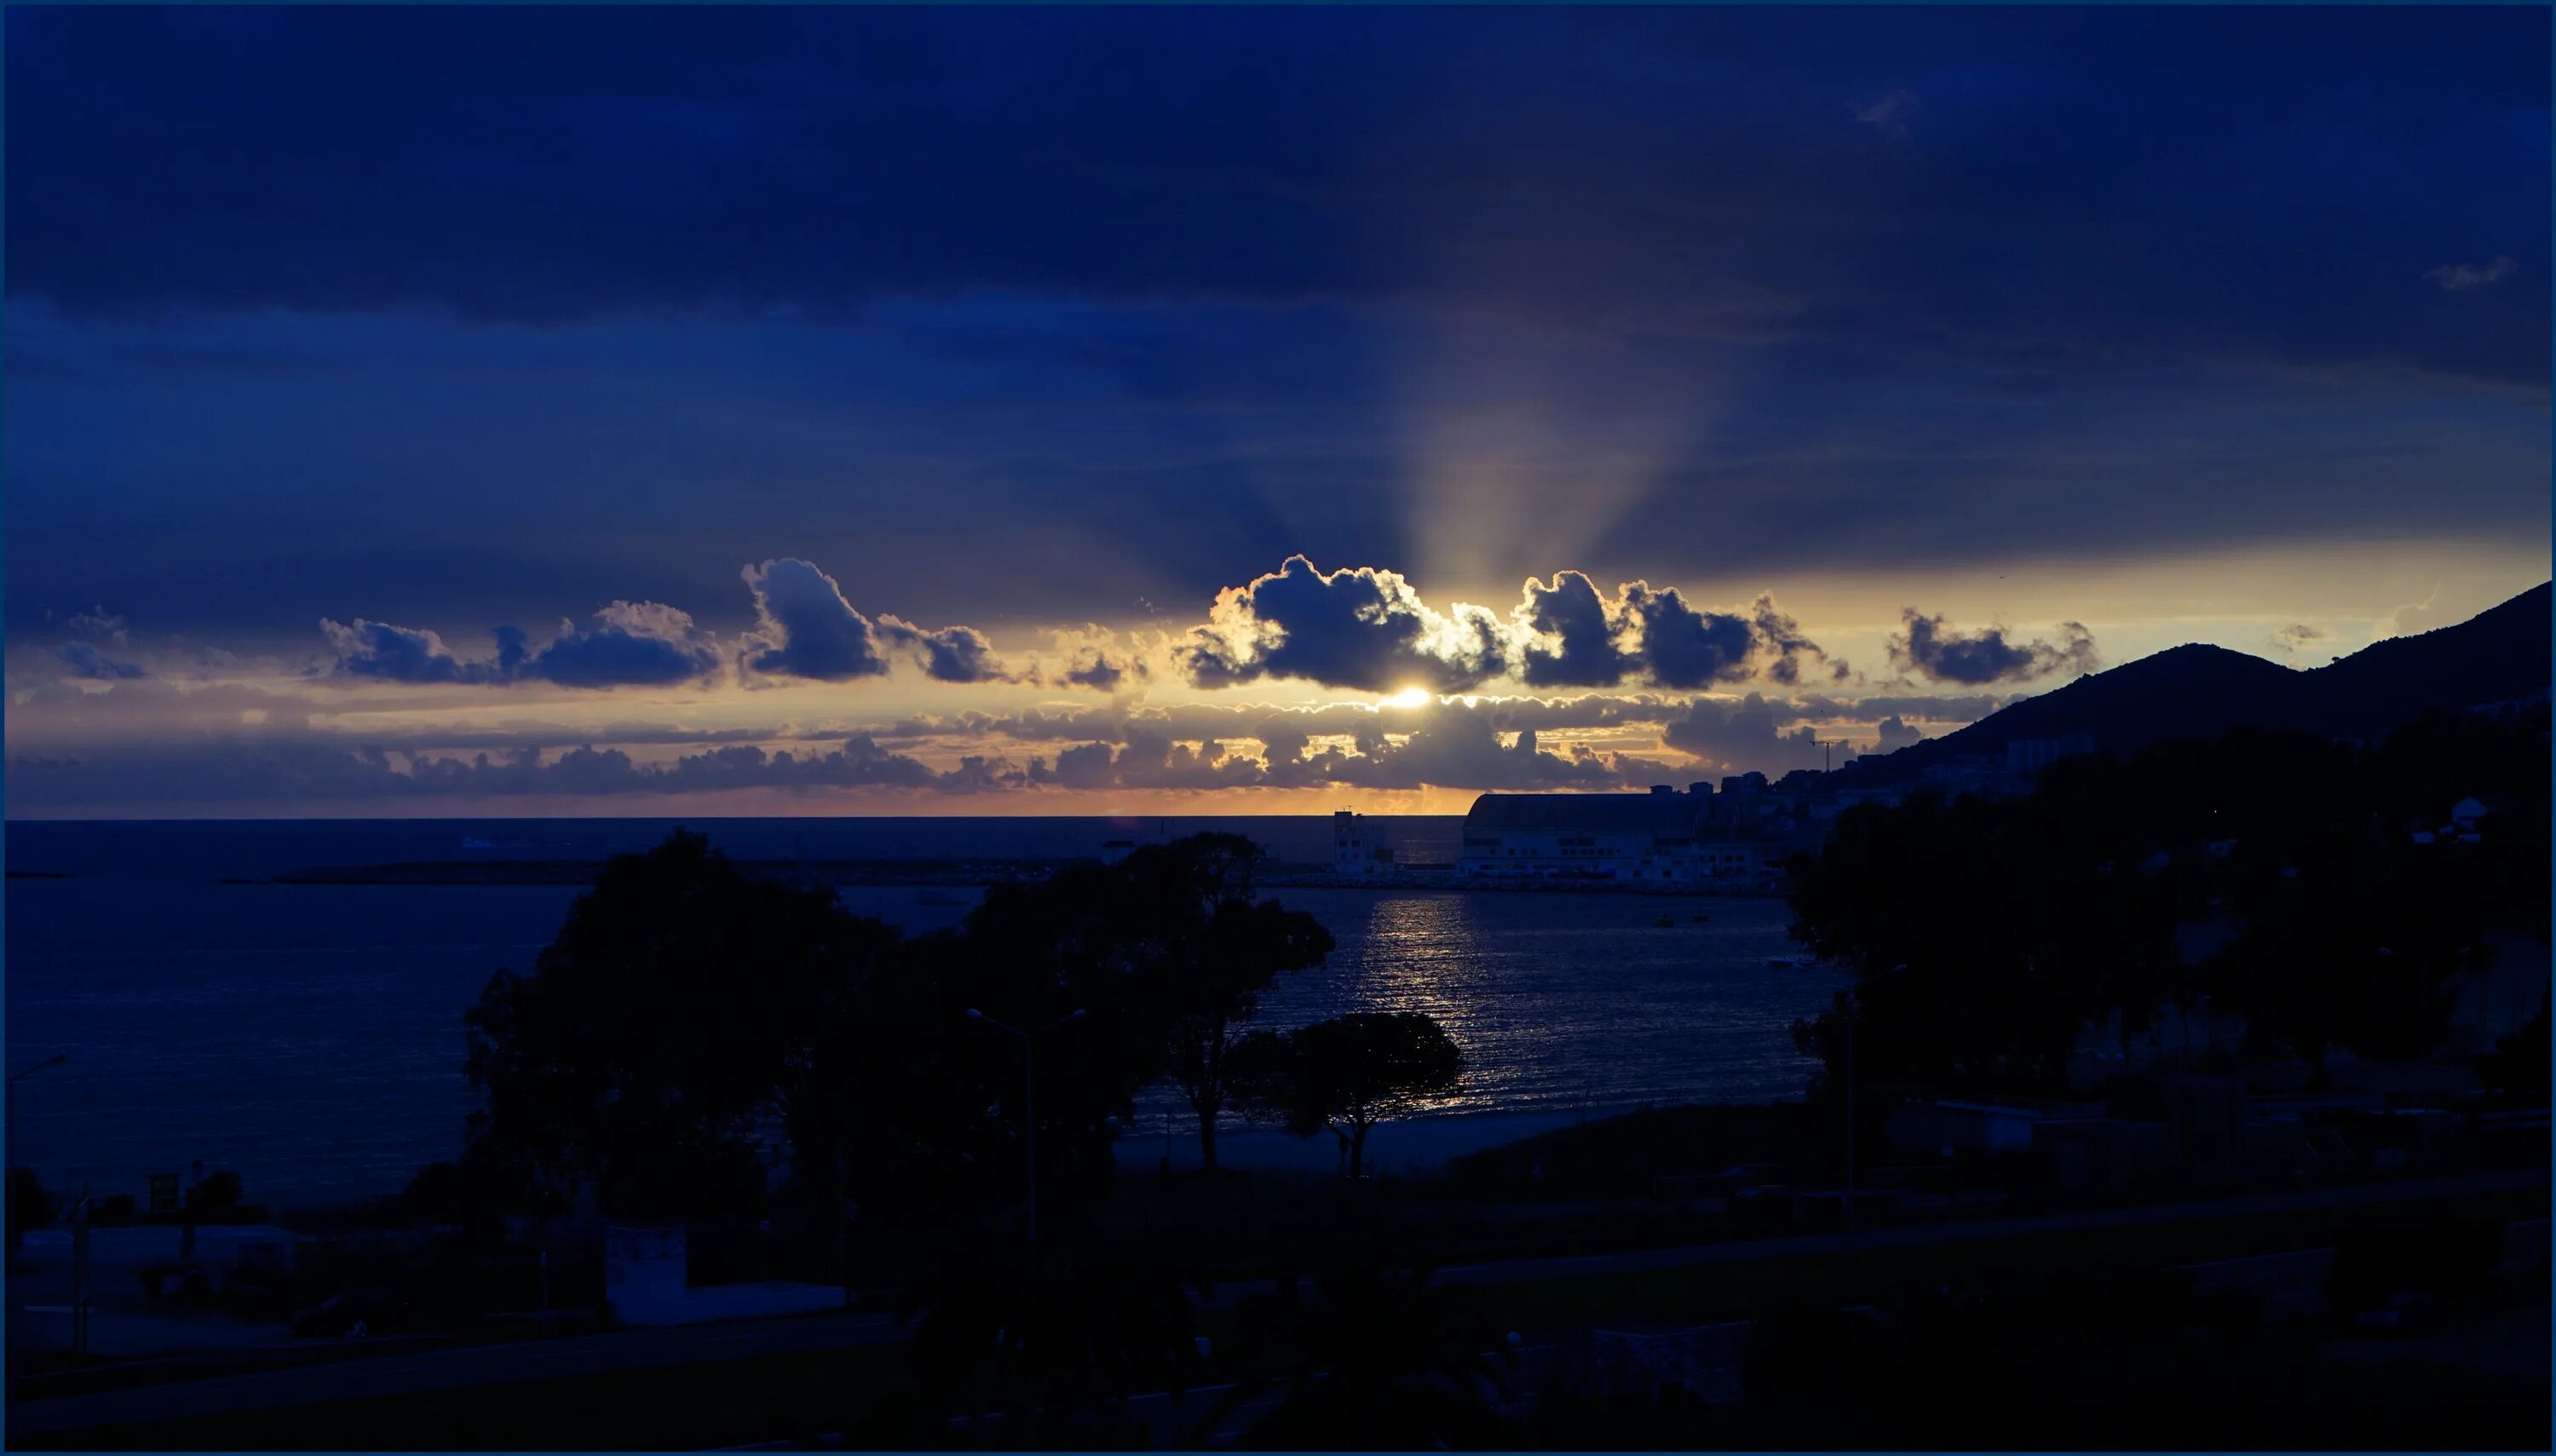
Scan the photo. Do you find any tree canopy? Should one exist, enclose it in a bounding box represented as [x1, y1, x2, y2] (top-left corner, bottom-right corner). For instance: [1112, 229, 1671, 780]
[462, 828, 1341, 1228]
[463, 829, 901, 1221]
[1786, 711, 2548, 1100]
[1230, 1011, 1464, 1177]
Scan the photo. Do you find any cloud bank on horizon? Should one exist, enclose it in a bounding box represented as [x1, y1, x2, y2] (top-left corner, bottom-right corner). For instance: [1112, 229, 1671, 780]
[8, 547, 2087, 810]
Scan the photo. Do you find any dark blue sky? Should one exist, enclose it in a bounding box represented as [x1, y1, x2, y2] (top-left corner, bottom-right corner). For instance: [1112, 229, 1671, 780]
[8, 5, 2545, 639]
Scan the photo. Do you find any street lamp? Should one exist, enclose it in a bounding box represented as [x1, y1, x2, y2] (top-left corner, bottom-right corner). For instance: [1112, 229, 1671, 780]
[966, 1009, 1085, 1244]
[8, 1053, 67, 1257]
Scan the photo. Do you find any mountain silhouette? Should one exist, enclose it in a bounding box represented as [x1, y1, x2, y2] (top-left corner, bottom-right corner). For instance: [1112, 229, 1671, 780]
[1851, 580, 2550, 780]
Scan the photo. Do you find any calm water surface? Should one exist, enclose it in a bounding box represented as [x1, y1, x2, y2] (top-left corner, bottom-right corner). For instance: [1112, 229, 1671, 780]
[5, 820, 1845, 1204]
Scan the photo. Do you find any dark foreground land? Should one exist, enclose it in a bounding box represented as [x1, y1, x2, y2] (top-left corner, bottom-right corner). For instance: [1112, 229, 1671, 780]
[14, 1166, 2547, 1451]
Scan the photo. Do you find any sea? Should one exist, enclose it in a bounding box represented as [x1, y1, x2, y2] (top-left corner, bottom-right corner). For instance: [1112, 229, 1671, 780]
[3, 818, 1849, 1207]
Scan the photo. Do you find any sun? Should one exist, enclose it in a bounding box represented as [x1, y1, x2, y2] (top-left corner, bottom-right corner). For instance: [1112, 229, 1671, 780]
[1379, 685, 1435, 709]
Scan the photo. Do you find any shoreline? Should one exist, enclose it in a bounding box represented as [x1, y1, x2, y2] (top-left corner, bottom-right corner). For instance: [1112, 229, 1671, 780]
[209, 860, 1792, 898]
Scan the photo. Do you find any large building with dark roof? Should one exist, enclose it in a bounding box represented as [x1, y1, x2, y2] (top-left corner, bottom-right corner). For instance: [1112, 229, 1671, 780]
[1459, 783, 1771, 884]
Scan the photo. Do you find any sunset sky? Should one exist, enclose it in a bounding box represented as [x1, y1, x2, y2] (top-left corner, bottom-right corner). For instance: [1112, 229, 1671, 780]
[6, 6, 2547, 817]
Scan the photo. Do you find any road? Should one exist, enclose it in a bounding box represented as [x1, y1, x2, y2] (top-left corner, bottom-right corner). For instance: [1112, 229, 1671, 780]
[10, 1166, 2543, 1441]
[5, 1312, 905, 1441]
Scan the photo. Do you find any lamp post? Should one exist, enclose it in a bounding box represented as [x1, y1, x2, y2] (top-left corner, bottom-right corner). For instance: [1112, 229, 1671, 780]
[966, 1009, 1085, 1244]
[1843, 1001, 1857, 1235]
[8, 1054, 67, 1257]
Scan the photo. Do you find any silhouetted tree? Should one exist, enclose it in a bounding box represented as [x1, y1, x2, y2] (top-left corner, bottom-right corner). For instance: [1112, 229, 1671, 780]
[1116, 836, 1333, 1171]
[1788, 713, 2545, 1098]
[1788, 789, 2164, 1096]
[191, 1169, 244, 1212]
[1229, 1011, 1463, 1178]
[7, 1167, 56, 1247]
[463, 830, 900, 1222]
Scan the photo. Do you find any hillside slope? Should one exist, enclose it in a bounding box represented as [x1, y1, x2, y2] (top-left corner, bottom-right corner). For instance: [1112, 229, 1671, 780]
[1850, 580, 2550, 779]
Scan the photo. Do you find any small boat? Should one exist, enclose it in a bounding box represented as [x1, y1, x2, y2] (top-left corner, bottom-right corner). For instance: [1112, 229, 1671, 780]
[1655, 916, 1677, 929]
[1765, 956, 1801, 968]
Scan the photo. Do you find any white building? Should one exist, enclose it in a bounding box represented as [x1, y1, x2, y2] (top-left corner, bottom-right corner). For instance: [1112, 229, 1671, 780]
[1332, 810, 1397, 878]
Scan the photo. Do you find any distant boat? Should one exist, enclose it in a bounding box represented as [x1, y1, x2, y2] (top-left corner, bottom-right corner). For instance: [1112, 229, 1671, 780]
[1655, 916, 1677, 929]
[1765, 956, 1801, 968]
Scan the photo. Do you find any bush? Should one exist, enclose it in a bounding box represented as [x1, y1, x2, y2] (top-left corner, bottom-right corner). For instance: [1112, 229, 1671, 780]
[7, 1167, 57, 1243]
[194, 1170, 245, 1211]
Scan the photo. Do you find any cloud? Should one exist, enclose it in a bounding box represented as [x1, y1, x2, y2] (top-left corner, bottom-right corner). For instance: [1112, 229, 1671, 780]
[2383, 585, 2447, 639]
[320, 602, 720, 688]
[1275, 716, 1634, 792]
[1181, 555, 1510, 693]
[56, 642, 147, 680]
[1047, 624, 1149, 693]
[2266, 621, 2327, 654]
[877, 616, 1017, 685]
[739, 558, 892, 682]
[1871, 714, 1925, 752]
[530, 601, 724, 688]
[320, 618, 515, 685]
[2, 667, 2019, 807]
[1185, 559, 1841, 693]
[1661, 693, 1834, 774]
[4, 730, 1025, 808]
[1514, 573, 1839, 688]
[1851, 88, 1920, 140]
[738, 558, 1016, 685]
[1028, 727, 1265, 792]
[1626, 587, 1842, 688]
[1885, 609, 2100, 685]
[1516, 573, 1634, 687]
[66, 607, 130, 646]
[2426, 256, 2518, 291]
[1510, 573, 1847, 689]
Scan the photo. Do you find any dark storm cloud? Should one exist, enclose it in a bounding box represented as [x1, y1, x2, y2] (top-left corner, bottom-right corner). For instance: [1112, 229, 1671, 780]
[11, 8, 2542, 388]
[2, 8, 2546, 649]
[1886, 610, 2100, 686]
[56, 642, 146, 681]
